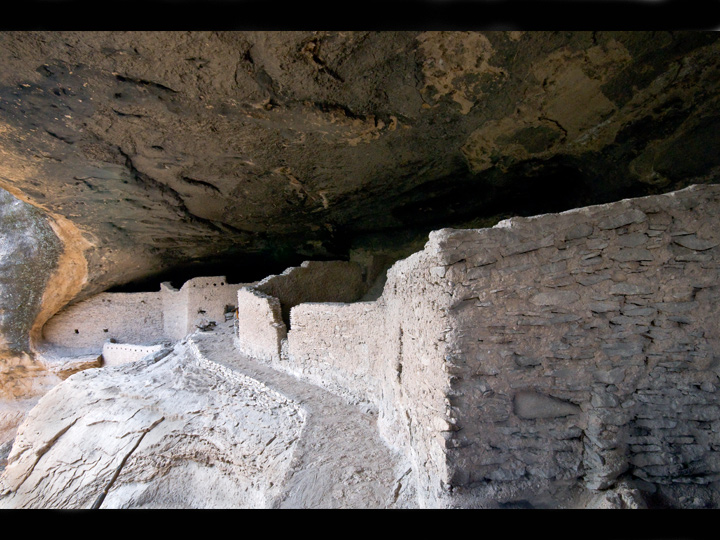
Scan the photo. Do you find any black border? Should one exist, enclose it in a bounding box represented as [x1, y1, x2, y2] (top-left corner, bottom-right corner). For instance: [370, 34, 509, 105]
[1, 0, 719, 31]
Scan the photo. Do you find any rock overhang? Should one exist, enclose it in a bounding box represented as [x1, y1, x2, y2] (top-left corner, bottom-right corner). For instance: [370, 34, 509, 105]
[0, 30, 719, 302]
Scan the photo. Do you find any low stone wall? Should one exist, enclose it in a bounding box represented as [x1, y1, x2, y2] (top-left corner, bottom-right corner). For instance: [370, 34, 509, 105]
[165, 276, 240, 341]
[101, 343, 166, 366]
[236, 260, 365, 362]
[254, 260, 365, 326]
[285, 248, 455, 507]
[287, 301, 387, 404]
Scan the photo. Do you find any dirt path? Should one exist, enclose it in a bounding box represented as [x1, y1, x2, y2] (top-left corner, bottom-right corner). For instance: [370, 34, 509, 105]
[188, 321, 415, 509]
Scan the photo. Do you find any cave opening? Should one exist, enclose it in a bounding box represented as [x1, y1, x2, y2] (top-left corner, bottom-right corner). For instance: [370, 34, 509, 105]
[388, 156, 648, 232]
[106, 249, 344, 293]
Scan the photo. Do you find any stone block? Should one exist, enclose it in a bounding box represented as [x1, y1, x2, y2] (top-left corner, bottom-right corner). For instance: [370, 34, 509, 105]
[565, 223, 594, 240]
[611, 248, 654, 262]
[598, 209, 647, 230]
[530, 290, 580, 306]
[673, 235, 719, 251]
[513, 390, 582, 419]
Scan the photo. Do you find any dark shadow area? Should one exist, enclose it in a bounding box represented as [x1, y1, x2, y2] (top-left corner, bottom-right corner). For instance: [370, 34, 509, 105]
[388, 155, 642, 230]
[107, 251, 312, 292]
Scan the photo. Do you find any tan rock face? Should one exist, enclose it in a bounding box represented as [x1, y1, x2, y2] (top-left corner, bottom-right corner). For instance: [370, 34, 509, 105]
[1, 31, 719, 301]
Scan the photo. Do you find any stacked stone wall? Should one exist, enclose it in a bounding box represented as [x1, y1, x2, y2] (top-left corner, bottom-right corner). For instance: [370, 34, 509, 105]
[235, 288, 286, 363]
[254, 261, 364, 326]
[160, 282, 188, 341]
[183, 276, 239, 334]
[285, 248, 455, 507]
[235, 261, 365, 363]
[435, 184, 720, 507]
[43, 276, 244, 353]
[278, 184, 720, 508]
[287, 301, 387, 404]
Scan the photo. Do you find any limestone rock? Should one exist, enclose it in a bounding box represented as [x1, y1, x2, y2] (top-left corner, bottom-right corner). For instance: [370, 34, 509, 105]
[0, 340, 305, 509]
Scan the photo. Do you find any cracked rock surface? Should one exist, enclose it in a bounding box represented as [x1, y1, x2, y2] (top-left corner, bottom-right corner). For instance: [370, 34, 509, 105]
[1, 31, 719, 302]
[0, 321, 412, 509]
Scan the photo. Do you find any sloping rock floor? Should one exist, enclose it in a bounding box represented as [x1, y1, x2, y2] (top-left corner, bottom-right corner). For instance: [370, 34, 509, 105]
[0, 320, 415, 509]
[190, 320, 416, 509]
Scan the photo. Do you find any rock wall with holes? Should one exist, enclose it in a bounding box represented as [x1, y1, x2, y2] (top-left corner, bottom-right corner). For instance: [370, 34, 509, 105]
[435, 183, 720, 508]
[43, 277, 244, 353]
[42, 292, 164, 353]
[281, 184, 720, 508]
[235, 261, 365, 362]
[170, 276, 240, 341]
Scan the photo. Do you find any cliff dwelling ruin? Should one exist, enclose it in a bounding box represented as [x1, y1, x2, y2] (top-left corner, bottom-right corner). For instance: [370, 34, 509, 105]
[1, 29, 720, 512]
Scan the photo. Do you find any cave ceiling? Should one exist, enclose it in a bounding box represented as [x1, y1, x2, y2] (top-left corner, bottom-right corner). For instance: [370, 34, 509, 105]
[1, 30, 720, 297]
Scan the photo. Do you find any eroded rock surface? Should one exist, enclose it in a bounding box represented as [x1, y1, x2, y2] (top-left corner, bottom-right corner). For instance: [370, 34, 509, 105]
[0, 321, 412, 508]
[1, 31, 719, 301]
[0, 331, 305, 508]
[0, 189, 63, 451]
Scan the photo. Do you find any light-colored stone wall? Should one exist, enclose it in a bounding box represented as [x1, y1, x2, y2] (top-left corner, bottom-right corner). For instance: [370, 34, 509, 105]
[279, 184, 720, 508]
[184, 276, 238, 333]
[101, 343, 165, 366]
[160, 282, 188, 342]
[42, 292, 164, 352]
[254, 260, 365, 325]
[235, 288, 286, 363]
[435, 183, 720, 507]
[236, 260, 365, 362]
[285, 247, 456, 507]
[43, 276, 244, 352]
[287, 301, 386, 405]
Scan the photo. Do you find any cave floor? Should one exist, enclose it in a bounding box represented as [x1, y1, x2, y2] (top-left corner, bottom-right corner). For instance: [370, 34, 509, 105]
[187, 320, 416, 509]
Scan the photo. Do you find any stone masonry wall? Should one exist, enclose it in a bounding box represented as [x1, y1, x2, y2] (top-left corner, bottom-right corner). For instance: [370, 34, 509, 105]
[235, 288, 286, 363]
[160, 282, 188, 342]
[285, 248, 456, 507]
[435, 184, 720, 508]
[280, 184, 720, 508]
[101, 343, 165, 366]
[287, 301, 386, 405]
[183, 276, 239, 337]
[254, 261, 365, 327]
[235, 261, 365, 362]
[43, 276, 243, 353]
[42, 292, 164, 353]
